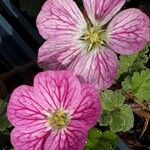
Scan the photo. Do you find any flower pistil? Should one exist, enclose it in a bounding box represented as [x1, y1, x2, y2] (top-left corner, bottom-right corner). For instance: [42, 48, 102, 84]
[47, 110, 69, 129]
[80, 26, 107, 52]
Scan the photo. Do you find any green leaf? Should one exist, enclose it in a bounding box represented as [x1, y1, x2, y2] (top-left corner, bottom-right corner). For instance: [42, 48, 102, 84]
[0, 100, 6, 115]
[122, 69, 150, 103]
[0, 100, 11, 131]
[110, 105, 134, 132]
[120, 105, 134, 132]
[101, 90, 125, 111]
[117, 45, 149, 80]
[0, 115, 11, 132]
[88, 128, 102, 140]
[100, 90, 134, 132]
[85, 129, 118, 150]
[99, 111, 112, 126]
[110, 112, 125, 132]
[102, 131, 118, 148]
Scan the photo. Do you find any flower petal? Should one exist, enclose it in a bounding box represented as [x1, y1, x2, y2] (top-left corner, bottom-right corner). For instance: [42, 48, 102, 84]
[72, 84, 101, 129]
[36, 0, 87, 39]
[33, 71, 82, 111]
[7, 85, 46, 128]
[68, 47, 118, 90]
[83, 0, 125, 25]
[42, 121, 87, 150]
[11, 128, 46, 150]
[107, 8, 150, 55]
[37, 38, 84, 70]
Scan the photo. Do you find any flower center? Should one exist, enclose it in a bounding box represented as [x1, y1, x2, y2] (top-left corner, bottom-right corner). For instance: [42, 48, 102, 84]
[80, 26, 106, 52]
[47, 110, 68, 129]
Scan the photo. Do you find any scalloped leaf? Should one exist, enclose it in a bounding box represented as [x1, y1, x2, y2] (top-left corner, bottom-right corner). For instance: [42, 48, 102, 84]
[120, 105, 134, 132]
[85, 129, 118, 150]
[110, 113, 124, 132]
[122, 70, 150, 103]
[101, 90, 125, 111]
[100, 90, 134, 132]
[110, 105, 134, 133]
[117, 45, 149, 80]
[99, 111, 112, 126]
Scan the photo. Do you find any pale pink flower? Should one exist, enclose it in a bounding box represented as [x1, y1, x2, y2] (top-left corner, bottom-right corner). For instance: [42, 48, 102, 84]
[36, 0, 150, 90]
[7, 71, 101, 150]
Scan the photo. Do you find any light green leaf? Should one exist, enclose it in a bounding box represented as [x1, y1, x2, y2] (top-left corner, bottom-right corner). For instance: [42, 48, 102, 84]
[117, 45, 149, 79]
[99, 111, 112, 126]
[110, 105, 134, 133]
[120, 105, 134, 132]
[110, 113, 125, 132]
[122, 70, 150, 103]
[101, 90, 125, 111]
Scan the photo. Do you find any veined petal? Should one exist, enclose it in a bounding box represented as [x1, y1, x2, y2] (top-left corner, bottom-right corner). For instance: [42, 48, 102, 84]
[38, 38, 84, 70]
[36, 0, 87, 39]
[7, 85, 46, 128]
[83, 0, 125, 25]
[68, 47, 118, 90]
[71, 84, 101, 129]
[11, 128, 47, 150]
[33, 71, 81, 111]
[107, 8, 150, 55]
[43, 121, 87, 150]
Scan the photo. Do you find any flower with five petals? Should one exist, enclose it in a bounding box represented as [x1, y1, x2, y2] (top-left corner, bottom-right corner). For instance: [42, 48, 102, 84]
[7, 71, 101, 150]
[36, 0, 150, 90]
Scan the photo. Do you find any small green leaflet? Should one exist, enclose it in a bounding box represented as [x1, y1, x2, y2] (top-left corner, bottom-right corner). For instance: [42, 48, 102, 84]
[122, 69, 150, 104]
[117, 45, 149, 80]
[84, 128, 118, 150]
[99, 90, 134, 132]
[0, 100, 6, 115]
[0, 100, 11, 131]
[101, 90, 125, 111]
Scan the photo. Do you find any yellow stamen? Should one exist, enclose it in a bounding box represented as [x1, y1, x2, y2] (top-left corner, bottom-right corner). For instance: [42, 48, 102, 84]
[80, 26, 106, 52]
[47, 110, 68, 129]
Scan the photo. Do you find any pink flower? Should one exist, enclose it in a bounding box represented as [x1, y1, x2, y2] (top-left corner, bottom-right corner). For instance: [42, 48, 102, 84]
[36, 0, 150, 90]
[7, 71, 101, 150]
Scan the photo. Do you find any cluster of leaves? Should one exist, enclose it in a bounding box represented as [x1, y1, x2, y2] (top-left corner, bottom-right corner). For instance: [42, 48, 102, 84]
[117, 45, 149, 80]
[85, 128, 118, 150]
[99, 44, 150, 137]
[122, 70, 150, 106]
[99, 90, 134, 132]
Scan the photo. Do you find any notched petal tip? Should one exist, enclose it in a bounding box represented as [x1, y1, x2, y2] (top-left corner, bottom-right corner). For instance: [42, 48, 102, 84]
[83, 0, 126, 25]
[33, 70, 82, 111]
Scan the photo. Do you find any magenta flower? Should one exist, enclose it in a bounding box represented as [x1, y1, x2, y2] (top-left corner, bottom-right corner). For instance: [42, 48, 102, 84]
[7, 71, 101, 150]
[36, 0, 150, 90]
